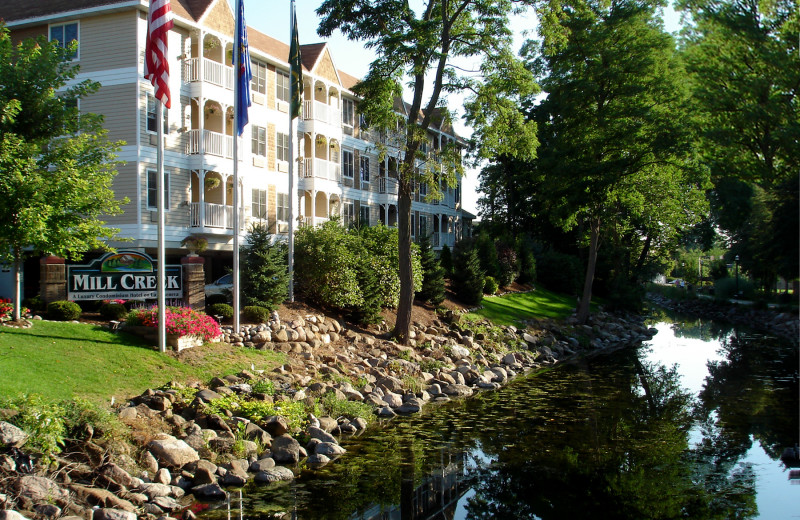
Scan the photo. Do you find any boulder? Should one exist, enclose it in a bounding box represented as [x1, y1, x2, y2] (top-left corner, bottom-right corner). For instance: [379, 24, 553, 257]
[0, 422, 28, 448]
[0, 512, 30, 520]
[92, 510, 136, 520]
[271, 434, 301, 463]
[147, 435, 199, 467]
[13, 475, 68, 503]
[308, 426, 337, 444]
[315, 442, 346, 456]
[191, 483, 227, 500]
[263, 416, 289, 437]
[440, 384, 473, 397]
[249, 457, 276, 472]
[254, 466, 295, 483]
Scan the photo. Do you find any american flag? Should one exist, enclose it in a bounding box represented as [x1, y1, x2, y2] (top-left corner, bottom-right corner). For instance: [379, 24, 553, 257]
[144, 0, 174, 108]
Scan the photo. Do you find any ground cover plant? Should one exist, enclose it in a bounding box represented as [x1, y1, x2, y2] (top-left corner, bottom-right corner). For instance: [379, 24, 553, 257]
[0, 321, 284, 403]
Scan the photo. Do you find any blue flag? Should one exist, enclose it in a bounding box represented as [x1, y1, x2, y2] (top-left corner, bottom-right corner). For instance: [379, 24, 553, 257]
[235, 0, 252, 136]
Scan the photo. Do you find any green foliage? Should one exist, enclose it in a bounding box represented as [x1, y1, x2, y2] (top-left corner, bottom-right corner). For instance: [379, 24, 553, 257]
[205, 293, 229, 306]
[22, 294, 45, 312]
[0, 27, 126, 320]
[452, 241, 485, 306]
[295, 222, 421, 324]
[320, 393, 375, 424]
[242, 305, 271, 324]
[483, 276, 499, 295]
[47, 300, 82, 321]
[495, 241, 518, 287]
[99, 302, 127, 321]
[241, 223, 289, 311]
[251, 379, 275, 395]
[474, 232, 501, 281]
[206, 303, 234, 319]
[416, 233, 445, 306]
[419, 359, 446, 373]
[204, 395, 310, 430]
[0, 395, 125, 462]
[439, 244, 454, 279]
[536, 250, 582, 295]
[714, 277, 756, 301]
[516, 245, 537, 285]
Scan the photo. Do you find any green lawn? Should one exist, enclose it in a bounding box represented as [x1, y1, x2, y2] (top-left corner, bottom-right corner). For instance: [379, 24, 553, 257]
[467, 288, 583, 326]
[0, 321, 284, 403]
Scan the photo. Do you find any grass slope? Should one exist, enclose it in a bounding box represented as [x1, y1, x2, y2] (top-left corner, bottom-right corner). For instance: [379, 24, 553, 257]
[467, 288, 581, 326]
[0, 321, 284, 403]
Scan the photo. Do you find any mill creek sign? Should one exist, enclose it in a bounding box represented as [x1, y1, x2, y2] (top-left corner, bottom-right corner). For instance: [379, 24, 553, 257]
[67, 251, 182, 301]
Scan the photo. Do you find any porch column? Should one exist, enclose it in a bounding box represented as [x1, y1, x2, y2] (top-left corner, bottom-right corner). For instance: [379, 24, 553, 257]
[198, 170, 206, 228]
[198, 97, 206, 156]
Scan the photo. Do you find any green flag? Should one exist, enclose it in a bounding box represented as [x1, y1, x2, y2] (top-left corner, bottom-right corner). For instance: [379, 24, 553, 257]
[289, 5, 302, 120]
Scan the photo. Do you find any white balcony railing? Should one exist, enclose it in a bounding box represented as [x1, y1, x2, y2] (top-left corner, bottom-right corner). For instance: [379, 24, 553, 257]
[185, 130, 237, 159]
[303, 100, 342, 126]
[302, 158, 341, 182]
[190, 202, 233, 229]
[183, 58, 234, 90]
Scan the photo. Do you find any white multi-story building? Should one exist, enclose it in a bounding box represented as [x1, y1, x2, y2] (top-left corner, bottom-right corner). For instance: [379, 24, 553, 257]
[2, 0, 472, 283]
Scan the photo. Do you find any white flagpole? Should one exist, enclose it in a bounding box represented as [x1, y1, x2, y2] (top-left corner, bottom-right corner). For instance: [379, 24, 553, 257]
[287, 0, 296, 302]
[232, 0, 242, 333]
[156, 102, 166, 353]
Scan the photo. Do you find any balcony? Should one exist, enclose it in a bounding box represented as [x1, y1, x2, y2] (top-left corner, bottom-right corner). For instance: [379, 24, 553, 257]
[189, 202, 233, 229]
[303, 100, 342, 127]
[302, 158, 341, 182]
[379, 177, 399, 195]
[186, 130, 241, 160]
[301, 216, 330, 228]
[184, 58, 234, 90]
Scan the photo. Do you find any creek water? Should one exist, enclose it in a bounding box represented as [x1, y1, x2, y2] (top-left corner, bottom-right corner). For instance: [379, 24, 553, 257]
[198, 309, 799, 519]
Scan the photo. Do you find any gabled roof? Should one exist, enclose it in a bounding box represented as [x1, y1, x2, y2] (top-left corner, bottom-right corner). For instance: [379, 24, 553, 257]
[300, 42, 326, 72]
[0, 0, 212, 24]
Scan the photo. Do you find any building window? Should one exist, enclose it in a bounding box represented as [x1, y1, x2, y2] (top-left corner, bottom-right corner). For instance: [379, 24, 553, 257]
[146, 94, 168, 133]
[455, 186, 461, 204]
[342, 150, 354, 179]
[252, 126, 266, 156]
[359, 204, 370, 227]
[342, 99, 354, 128]
[251, 60, 266, 94]
[252, 189, 267, 220]
[277, 132, 289, 162]
[50, 22, 79, 59]
[147, 169, 170, 210]
[277, 193, 289, 222]
[360, 156, 369, 184]
[419, 215, 428, 236]
[276, 71, 290, 103]
[342, 201, 355, 227]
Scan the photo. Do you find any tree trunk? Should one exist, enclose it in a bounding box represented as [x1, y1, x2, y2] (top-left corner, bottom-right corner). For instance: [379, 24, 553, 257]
[13, 248, 22, 321]
[393, 181, 414, 344]
[633, 234, 652, 281]
[576, 217, 601, 324]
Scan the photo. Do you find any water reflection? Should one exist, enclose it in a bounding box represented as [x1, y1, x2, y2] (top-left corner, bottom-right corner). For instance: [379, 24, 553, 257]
[198, 319, 798, 520]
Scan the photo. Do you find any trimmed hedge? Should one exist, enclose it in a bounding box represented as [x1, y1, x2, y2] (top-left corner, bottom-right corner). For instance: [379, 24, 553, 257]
[47, 300, 82, 321]
[206, 303, 234, 319]
[243, 305, 270, 324]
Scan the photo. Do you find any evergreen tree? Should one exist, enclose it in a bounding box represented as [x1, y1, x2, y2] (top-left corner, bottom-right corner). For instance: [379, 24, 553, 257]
[439, 244, 453, 279]
[416, 233, 445, 306]
[241, 222, 289, 311]
[452, 241, 485, 306]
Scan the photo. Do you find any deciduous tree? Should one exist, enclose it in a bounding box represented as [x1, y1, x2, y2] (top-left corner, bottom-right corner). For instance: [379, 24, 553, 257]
[0, 26, 126, 320]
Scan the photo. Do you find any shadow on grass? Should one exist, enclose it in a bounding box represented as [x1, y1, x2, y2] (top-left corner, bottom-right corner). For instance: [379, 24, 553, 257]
[0, 324, 153, 348]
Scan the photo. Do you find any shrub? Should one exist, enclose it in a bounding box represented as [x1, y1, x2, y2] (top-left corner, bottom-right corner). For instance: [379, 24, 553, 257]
[22, 294, 45, 312]
[320, 393, 375, 424]
[243, 305, 270, 323]
[126, 306, 221, 341]
[207, 303, 234, 319]
[517, 249, 537, 284]
[495, 242, 518, 287]
[99, 302, 127, 321]
[452, 241, 485, 306]
[474, 232, 500, 281]
[536, 249, 583, 295]
[205, 293, 229, 306]
[241, 222, 289, 310]
[251, 379, 275, 395]
[483, 276, 499, 295]
[47, 300, 82, 321]
[714, 277, 756, 301]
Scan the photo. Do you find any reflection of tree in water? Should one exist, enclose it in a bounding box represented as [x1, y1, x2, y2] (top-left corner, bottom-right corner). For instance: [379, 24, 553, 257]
[462, 349, 757, 520]
[647, 307, 734, 342]
[690, 329, 799, 515]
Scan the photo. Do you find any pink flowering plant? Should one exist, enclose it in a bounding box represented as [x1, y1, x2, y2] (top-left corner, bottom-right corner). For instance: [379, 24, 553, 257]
[0, 298, 29, 321]
[102, 299, 127, 306]
[126, 305, 221, 342]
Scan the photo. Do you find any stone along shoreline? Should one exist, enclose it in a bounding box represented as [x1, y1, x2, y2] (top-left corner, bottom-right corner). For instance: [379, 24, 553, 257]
[0, 308, 657, 520]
